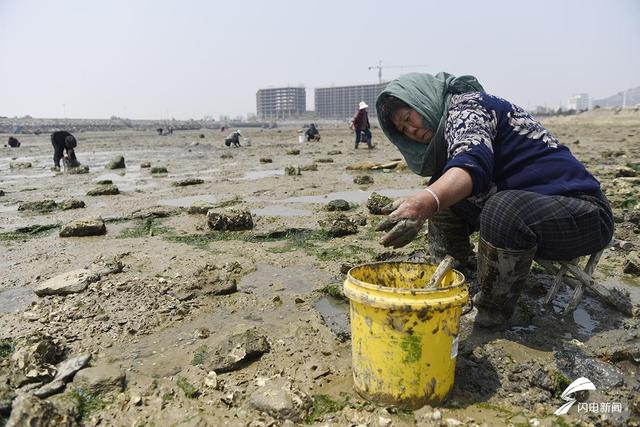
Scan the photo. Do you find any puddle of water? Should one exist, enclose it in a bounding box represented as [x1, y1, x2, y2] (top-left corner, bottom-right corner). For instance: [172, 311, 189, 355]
[0, 287, 36, 313]
[238, 264, 332, 297]
[0, 172, 57, 183]
[572, 305, 598, 334]
[0, 204, 18, 214]
[159, 194, 217, 207]
[279, 188, 416, 204]
[240, 169, 284, 180]
[600, 277, 640, 303]
[103, 309, 240, 378]
[314, 296, 350, 341]
[93, 171, 160, 192]
[252, 205, 312, 217]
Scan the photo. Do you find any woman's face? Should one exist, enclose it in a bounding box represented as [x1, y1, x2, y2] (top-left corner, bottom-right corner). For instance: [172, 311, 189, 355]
[391, 107, 433, 144]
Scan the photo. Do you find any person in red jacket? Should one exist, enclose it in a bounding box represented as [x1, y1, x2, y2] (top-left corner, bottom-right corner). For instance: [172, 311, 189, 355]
[352, 101, 372, 149]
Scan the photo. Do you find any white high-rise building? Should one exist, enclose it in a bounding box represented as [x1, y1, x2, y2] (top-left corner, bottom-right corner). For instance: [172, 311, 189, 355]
[568, 93, 590, 111]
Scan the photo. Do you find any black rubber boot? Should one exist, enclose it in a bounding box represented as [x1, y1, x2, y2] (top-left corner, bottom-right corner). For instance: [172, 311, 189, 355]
[427, 210, 475, 268]
[473, 238, 537, 328]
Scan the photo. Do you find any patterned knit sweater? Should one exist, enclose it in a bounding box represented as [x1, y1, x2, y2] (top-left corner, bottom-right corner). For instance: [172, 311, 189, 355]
[441, 92, 600, 204]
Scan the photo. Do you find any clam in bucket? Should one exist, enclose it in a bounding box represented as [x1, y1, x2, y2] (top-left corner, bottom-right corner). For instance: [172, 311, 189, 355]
[343, 262, 468, 409]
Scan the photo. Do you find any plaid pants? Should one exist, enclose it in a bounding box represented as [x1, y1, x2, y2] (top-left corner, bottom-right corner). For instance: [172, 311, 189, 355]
[449, 190, 614, 261]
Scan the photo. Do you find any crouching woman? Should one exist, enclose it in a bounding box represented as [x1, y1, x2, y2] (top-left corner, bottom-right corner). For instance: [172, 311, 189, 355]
[375, 72, 613, 328]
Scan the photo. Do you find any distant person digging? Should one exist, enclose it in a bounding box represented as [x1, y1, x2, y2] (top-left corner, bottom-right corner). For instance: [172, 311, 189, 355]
[224, 130, 242, 148]
[352, 101, 373, 149]
[304, 123, 321, 142]
[50, 130, 81, 171]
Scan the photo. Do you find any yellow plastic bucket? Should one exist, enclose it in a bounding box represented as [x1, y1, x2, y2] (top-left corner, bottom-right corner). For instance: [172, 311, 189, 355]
[343, 261, 468, 409]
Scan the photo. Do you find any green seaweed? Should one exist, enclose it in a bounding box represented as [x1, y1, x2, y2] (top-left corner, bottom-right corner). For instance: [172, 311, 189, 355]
[68, 388, 106, 420]
[191, 345, 207, 366]
[177, 377, 199, 399]
[553, 372, 571, 398]
[214, 196, 243, 208]
[318, 284, 346, 300]
[304, 394, 348, 424]
[475, 402, 514, 415]
[625, 162, 640, 172]
[0, 223, 60, 242]
[118, 218, 171, 238]
[0, 338, 14, 359]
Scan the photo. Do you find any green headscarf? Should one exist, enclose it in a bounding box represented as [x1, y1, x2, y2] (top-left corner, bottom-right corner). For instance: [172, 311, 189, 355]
[376, 72, 484, 177]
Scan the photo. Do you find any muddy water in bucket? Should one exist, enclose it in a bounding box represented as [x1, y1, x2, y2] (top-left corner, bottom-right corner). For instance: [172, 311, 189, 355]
[343, 262, 468, 409]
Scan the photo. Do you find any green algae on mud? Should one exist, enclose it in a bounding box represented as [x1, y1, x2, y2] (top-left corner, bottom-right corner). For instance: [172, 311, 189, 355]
[117, 218, 172, 238]
[67, 388, 107, 420]
[304, 394, 349, 424]
[0, 223, 60, 242]
[177, 377, 199, 399]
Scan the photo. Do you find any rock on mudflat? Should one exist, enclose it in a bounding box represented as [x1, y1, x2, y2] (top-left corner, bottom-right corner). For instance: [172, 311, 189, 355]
[367, 192, 393, 214]
[259, 158, 273, 163]
[105, 155, 126, 169]
[172, 178, 204, 187]
[9, 162, 32, 169]
[207, 209, 253, 231]
[318, 213, 359, 237]
[72, 365, 126, 395]
[353, 175, 374, 185]
[6, 393, 79, 427]
[35, 269, 94, 296]
[10, 333, 66, 387]
[66, 165, 90, 174]
[316, 158, 333, 163]
[188, 202, 216, 215]
[555, 350, 624, 390]
[86, 184, 119, 196]
[207, 329, 270, 373]
[191, 263, 239, 295]
[18, 199, 57, 213]
[623, 253, 640, 276]
[129, 206, 179, 220]
[0, 190, 4, 196]
[250, 377, 312, 421]
[34, 353, 92, 398]
[35, 261, 122, 296]
[59, 217, 106, 237]
[286, 149, 300, 155]
[59, 199, 85, 210]
[150, 166, 168, 174]
[326, 199, 350, 212]
[300, 164, 318, 171]
[327, 150, 342, 155]
[140, 161, 151, 168]
[615, 166, 637, 178]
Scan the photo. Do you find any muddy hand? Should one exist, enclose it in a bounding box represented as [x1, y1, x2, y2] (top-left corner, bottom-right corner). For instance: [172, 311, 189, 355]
[375, 192, 436, 248]
[375, 199, 405, 233]
[378, 218, 423, 248]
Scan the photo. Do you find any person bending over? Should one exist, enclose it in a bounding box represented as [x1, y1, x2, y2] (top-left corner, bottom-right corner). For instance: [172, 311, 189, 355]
[375, 72, 613, 328]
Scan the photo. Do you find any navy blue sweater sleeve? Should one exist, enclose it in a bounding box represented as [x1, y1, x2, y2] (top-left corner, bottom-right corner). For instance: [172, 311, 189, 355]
[442, 95, 497, 195]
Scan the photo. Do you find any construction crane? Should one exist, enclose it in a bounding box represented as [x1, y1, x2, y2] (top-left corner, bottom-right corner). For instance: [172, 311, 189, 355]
[368, 61, 428, 84]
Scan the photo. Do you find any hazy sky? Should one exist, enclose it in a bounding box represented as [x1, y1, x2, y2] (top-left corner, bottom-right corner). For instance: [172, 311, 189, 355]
[1, 0, 638, 119]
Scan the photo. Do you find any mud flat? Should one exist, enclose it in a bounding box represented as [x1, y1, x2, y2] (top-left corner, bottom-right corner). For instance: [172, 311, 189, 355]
[1, 112, 640, 426]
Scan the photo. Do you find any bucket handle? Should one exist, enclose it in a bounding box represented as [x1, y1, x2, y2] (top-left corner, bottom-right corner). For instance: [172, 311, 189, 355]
[461, 298, 474, 316]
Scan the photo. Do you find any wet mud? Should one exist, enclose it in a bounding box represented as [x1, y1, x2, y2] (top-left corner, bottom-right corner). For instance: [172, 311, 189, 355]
[1, 113, 640, 425]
